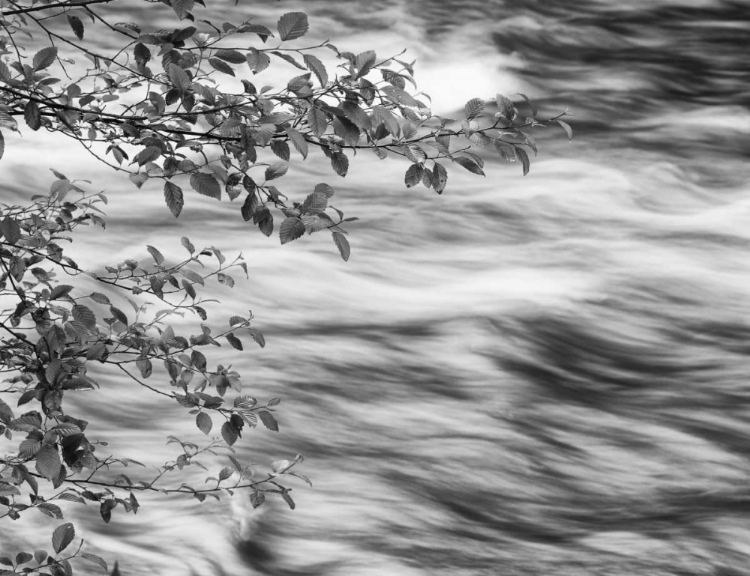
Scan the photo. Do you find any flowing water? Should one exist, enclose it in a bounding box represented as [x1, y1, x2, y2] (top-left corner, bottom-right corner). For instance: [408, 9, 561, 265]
[3, 1, 750, 575]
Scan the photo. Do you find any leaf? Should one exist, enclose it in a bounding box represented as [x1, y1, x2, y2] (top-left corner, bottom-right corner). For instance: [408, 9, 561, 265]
[35, 445, 61, 480]
[196, 412, 212, 435]
[307, 107, 328, 137]
[181, 236, 194, 254]
[281, 490, 295, 510]
[190, 173, 221, 199]
[109, 306, 129, 326]
[33, 551, 47, 564]
[331, 152, 348, 177]
[453, 156, 485, 176]
[0, 60, 11, 83]
[249, 491, 265, 509]
[254, 206, 273, 237]
[180, 268, 204, 286]
[221, 421, 238, 445]
[285, 127, 308, 159]
[129, 172, 149, 189]
[258, 410, 279, 432]
[495, 93, 515, 120]
[146, 245, 165, 266]
[303, 54, 328, 86]
[226, 332, 243, 350]
[0, 130, 4, 160]
[332, 231, 350, 261]
[0, 217, 21, 244]
[516, 92, 538, 117]
[264, 163, 288, 181]
[277, 12, 309, 41]
[24, 101, 41, 131]
[279, 217, 305, 245]
[214, 49, 245, 64]
[557, 119, 573, 141]
[270, 139, 290, 161]
[464, 97, 484, 120]
[36, 502, 63, 519]
[404, 164, 423, 188]
[81, 553, 108, 572]
[33, 47, 58, 71]
[171, 0, 194, 19]
[246, 48, 270, 74]
[515, 146, 530, 176]
[208, 57, 235, 76]
[164, 181, 184, 217]
[67, 15, 84, 40]
[167, 63, 191, 92]
[432, 162, 448, 194]
[72, 304, 96, 329]
[51, 522, 75, 554]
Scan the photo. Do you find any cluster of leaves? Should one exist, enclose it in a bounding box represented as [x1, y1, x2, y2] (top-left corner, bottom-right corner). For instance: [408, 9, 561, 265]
[0, 0, 571, 573]
[0, 2, 569, 260]
[0, 181, 307, 575]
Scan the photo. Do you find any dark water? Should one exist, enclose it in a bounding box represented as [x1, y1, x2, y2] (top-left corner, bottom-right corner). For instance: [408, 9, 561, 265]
[3, 1, 750, 575]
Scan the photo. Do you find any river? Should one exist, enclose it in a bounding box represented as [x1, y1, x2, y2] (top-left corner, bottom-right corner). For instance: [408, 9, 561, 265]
[2, 0, 750, 575]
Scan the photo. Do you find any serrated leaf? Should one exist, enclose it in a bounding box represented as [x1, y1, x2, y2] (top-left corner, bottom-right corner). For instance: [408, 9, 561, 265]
[258, 410, 278, 432]
[254, 206, 273, 237]
[279, 217, 305, 245]
[129, 172, 149, 189]
[0, 217, 21, 244]
[24, 101, 41, 131]
[432, 162, 448, 194]
[404, 164, 422, 188]
[264, 163, 288, 181]
[495, 93, 515, 120]
[208, 57, 235, 76]
[181, 236, 194, 254]
[307, 107, 328, 137]
[36, 502, 63, 519]
[331, 152, 348, 177]
[221, 421, 238, 445]
[332, 231, 350, 261]
[196, 412, 212, 435]
[285, 127, 308, 159]
[464, 97, 484, 120]
[36, 444, 61, 480]
[81, 553, 107, 572]
[241, 193, 258, 221]
[190, 173, 221, 199]
[51, 522, 74, 554]
[303, 53, 328, 86]
[168, 63, 191, 92]
[171, 0, 194, 19]
[109, 306, 129, 326]
[67, 15, 84, 40]
[33, 47, 58, 71]
[146, 245, 165, 266]
[246, 48, 270, 74]
[180, 268, 204, 286]
[453, 156, 485, 176]
[214, 49, 245, 64]
[164, 181, 183, 217]
[247, 328, 265, 348]
[277, 12, 308, 41]
[72, 304, 96, 329]
[515, 146, 530, 176]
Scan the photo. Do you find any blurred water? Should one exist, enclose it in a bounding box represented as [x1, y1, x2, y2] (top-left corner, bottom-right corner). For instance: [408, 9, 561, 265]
[3, 0, 750, 575]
